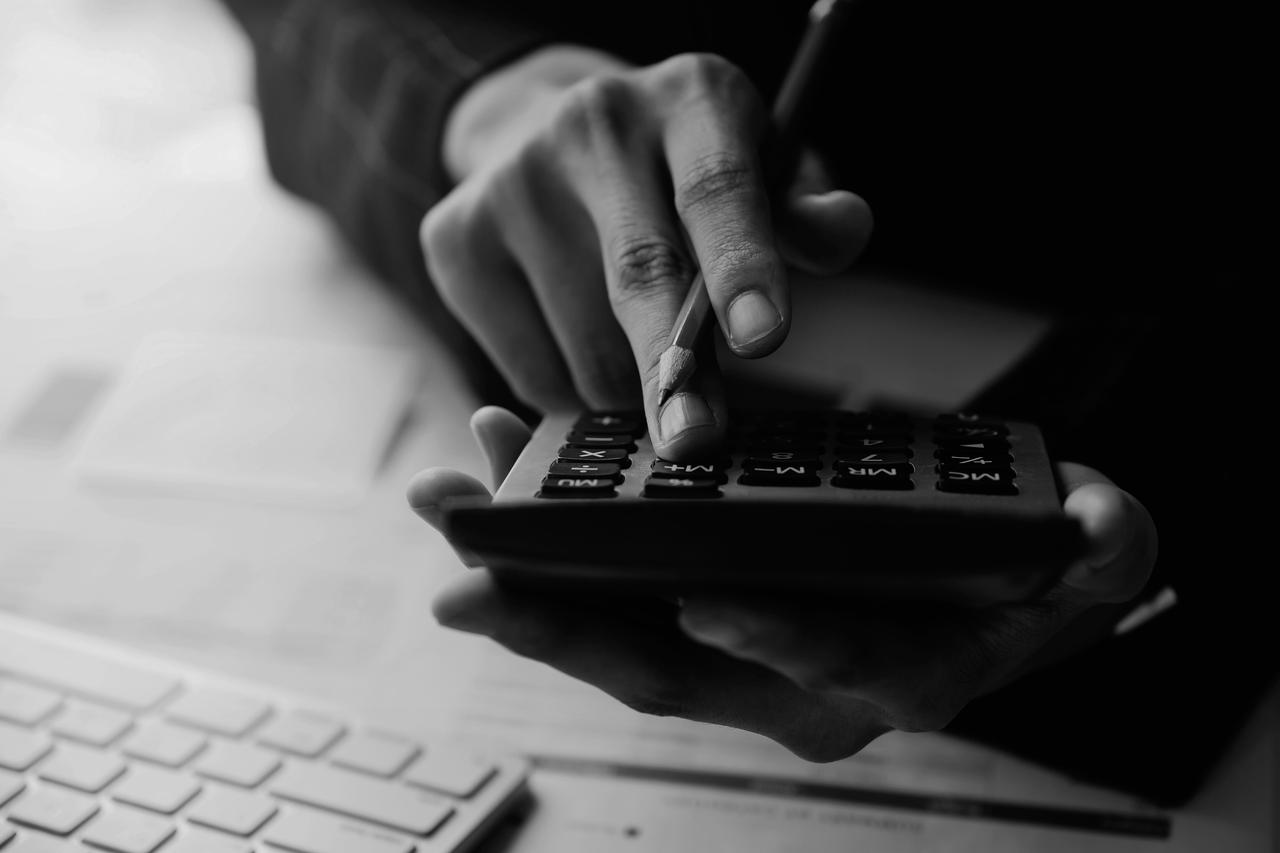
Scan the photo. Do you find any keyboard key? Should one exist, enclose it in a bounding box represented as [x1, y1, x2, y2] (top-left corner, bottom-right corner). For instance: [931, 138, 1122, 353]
[112, 763, 202, 814]
[642, 477, 721, 498]
[937, 467, 1018, 495]
[193, 741, 281, 788]
[537, 476, 616, 498]
[403, 749, 496, 798]
[163, 828, 251, 853]
[7, 784, 100, 834]
[0, 766, 24, 806]
[547, 461, 624, 483]
[256, 711, 345, 758]
[186, 784, 277, 836]
[121, 721, 207, 768]
[8, 835, 78, 852]
[0, 633, 179, 712]
[166, 689, 271, 738]
[0, 719, 52, 771]
[81, 806, 175, 853]
[49, 700, 133, 746]
[0, 678, 62, 726]
[261, 808, 416, 853]
[37, 743, 126, 793]
[555, 446, 629, 466]
[329, 732, 420, 778]
[268, 762, 454, 836]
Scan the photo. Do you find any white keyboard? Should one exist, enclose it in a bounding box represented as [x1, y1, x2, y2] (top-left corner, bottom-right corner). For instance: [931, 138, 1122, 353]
[0, 614, 529, 853]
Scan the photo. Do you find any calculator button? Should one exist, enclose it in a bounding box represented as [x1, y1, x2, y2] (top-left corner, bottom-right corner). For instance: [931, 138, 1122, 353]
[642, 477, 721, 497]
[548, 461, 624, 482]
[556, 446, 630, 466]
[934, 413, 1006, 429]
[744, 436, 824, 453]
[563, 431, 637, 451]
[836, 410, 911, 427]
[650, 461, 728, 483]
[574, 413, 644, 435]
[937, 468, 1018, 494]
[743, 451, 822, 467]
[836, 436, 911, 451]
[738, 465, 821, 487]
[835, 450, 913, 466]
[935, 452, 1012, 469]
[538, 476, 617, 498]
[835, 429, 910, 445]
[934, 424, 1008, 441]
[932, 436, 1011, 452]
[832, 464, 913, 489]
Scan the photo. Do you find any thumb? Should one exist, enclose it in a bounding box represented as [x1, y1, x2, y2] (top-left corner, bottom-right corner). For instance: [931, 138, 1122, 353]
[470, 405, 534, 490]
[1057, 463, 1158, 603]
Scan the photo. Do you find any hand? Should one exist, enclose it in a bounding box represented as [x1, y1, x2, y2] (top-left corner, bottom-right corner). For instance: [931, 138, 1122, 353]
[421, 46, 873, 461]
[408, 407, 1159, 761]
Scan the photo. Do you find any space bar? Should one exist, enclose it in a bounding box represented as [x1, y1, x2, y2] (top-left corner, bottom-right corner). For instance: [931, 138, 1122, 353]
[269, 763, 454, 836]
[0, 628, 179, 711]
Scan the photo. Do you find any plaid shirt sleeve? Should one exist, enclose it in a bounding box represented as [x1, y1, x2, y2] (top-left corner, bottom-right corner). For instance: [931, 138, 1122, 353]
[217, 0, 561, 404]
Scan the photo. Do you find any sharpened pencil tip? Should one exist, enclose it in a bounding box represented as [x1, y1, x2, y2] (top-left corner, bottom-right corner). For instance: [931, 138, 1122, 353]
[657, 387, 673, 408]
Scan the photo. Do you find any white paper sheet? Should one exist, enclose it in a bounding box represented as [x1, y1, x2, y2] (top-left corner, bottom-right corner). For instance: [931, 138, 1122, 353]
[71, 331, 420, 507]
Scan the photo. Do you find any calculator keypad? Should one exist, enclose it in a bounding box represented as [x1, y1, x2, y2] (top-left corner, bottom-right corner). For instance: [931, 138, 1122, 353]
[535, 411, 1025, 499]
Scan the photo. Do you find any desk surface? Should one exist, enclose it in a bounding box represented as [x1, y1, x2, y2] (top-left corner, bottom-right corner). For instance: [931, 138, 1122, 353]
[1, 3, 1273, 851]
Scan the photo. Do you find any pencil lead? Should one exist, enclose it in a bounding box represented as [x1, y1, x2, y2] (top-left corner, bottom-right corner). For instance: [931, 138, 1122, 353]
[658, 387, 673, 409]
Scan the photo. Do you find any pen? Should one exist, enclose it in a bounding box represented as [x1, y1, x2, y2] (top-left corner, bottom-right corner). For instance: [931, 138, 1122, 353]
[656, 0, 860, 408]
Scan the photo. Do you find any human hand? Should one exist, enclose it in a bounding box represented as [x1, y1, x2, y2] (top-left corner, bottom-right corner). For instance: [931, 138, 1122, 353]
[421, 46, 873, 461]
[408, 407, 1158, 761]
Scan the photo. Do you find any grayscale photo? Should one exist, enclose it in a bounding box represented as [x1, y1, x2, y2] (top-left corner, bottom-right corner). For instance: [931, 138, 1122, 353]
[0, 1, 1268, 851]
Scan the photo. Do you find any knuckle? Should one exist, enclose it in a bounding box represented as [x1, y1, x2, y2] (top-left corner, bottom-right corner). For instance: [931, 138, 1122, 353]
[674, 152, 756, 217]
[610, 238, 694, 305]
[660, 52, 749, 98]
[555, 74, 635, 147]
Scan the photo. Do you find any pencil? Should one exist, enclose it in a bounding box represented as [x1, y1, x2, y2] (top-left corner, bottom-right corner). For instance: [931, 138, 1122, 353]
[655, 0, 860, 409]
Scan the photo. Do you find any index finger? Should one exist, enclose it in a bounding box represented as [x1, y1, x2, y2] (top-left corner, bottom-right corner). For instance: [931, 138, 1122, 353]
[660, 55, 787, 359]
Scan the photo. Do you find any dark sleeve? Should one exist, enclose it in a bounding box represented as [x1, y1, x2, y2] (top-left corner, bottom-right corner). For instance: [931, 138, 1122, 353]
[216, 0, 564, 407]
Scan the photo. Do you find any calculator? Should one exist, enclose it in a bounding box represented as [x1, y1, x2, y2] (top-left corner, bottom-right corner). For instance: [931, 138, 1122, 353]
[439, 409, 1087, 606]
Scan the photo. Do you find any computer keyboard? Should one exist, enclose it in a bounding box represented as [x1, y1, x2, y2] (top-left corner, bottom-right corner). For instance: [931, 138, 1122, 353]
[0, 614, 530, 852]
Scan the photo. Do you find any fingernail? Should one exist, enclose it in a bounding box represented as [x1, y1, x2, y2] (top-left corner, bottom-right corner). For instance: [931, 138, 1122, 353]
[727, 289, 782, 349]
[659, 392, 715, 441]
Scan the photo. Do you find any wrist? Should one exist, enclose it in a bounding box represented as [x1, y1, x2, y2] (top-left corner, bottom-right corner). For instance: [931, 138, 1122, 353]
[443, 43, 630, 182]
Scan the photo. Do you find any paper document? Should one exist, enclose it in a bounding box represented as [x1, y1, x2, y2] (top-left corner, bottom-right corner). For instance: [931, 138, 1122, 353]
[71, 331, 420, 506]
